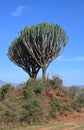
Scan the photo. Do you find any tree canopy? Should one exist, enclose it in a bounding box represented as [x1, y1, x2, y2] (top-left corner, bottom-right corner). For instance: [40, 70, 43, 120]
[8, 37, 40, 78]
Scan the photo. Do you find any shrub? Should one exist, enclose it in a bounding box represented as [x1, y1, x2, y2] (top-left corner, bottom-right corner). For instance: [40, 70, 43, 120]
[23, 79, 44, 97]
[23, 88, 32, 98]
[52, 75, 63, 89]
[77, 97, 84, 105]
[0, 84, 13, 101]
[21, 97, 44, 123]
[0, 99, 22, 127]
[50, 97, 61, 118]
[26, 78, 37, 88]
[72, 101, 82, 112]
[72, 96, 84, 111]
[69, 86, 79, 99]
[72, 103, 82, 112]
[34, 83, 44, 94]
[23, 79, 35, 98]
[63, 104, 71, 111]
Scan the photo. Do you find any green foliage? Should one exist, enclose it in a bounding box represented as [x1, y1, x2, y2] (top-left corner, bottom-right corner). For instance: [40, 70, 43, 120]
[23, 79, 44, 98]
[34, 83, 44, 94]
[77, 97, 84, 105]
[68, 86, 84, 111]
[1, 84, 13, 93]
[23, 79, 32, 96]
[26, 78, 40, 88]
[0, 84, 13, 100]
[0, 99, 22, 128]
[50, 97, 61, 118]
[23, 79, 36, 98]
[72, 96, 84, 111]
[72, 102, 80, 111]
[23, 88, 32, 98]
[59, 104, 71, 115]
[21, 97, 44, 123]
[63, 104, 71, 111]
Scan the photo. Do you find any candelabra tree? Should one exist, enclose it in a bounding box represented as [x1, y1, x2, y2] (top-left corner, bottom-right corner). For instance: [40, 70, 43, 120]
[20, 23, 68, 79]
[8, 23, 68, 80]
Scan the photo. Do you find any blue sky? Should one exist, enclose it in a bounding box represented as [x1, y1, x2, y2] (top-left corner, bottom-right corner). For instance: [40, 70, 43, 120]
[0, 0, 84, 86]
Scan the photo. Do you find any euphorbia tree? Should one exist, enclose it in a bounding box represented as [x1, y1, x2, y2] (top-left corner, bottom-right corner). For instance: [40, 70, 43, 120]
[8, 23, 68, 79]
[20, 23, 68, 79]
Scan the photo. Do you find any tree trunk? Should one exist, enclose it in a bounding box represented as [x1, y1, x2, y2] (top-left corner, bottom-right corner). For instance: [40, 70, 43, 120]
[42, 68, 46, 80]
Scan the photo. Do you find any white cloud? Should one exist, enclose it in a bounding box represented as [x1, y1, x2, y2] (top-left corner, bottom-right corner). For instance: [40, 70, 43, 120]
[58, 56, 84, 61]
[11, 6, 28, 16]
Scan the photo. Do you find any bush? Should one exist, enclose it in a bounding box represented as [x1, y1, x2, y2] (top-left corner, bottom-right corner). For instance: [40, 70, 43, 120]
[23, 87, 32, 98]
[21, 97, 44, 123]
[34, 83, 44, 94]
[72, 102, 80, 111]
[23, 79, 44, 97]
[50, 97, 61, 118]
[0, 99, 22, 127]
[77, 97, 84, 104]
[52, 75, 63, 89]
[23, 79, 35, 98]
[72, 96, 84, 110]
[69, 86, 80, 99]
[26, 78, 37, 88]
[0, 84, 13, 101]
[63, 104, 71, 111]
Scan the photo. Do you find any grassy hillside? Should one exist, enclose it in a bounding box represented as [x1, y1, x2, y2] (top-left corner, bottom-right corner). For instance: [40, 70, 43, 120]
[0, 76, 84, 130]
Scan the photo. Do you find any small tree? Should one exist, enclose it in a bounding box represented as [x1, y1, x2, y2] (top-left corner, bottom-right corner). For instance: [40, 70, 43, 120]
[8, 37, 40, 78]
[21, 23, 68, 79]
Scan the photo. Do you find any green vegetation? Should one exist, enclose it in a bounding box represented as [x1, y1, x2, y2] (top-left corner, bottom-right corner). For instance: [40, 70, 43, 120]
[66, 86, 84, 111]
[0, 76, 84, 130]
[0, 84, 13, 101]
[21, 97, 44, 124]
[63, 104, 71, 111]
[50, 97, 61, 118]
